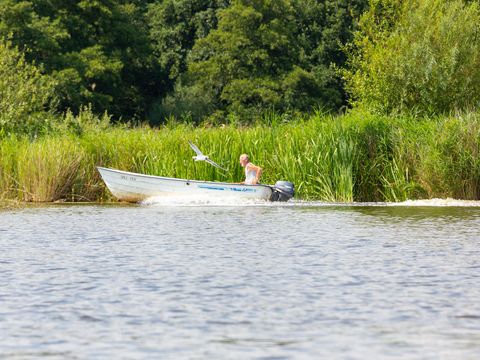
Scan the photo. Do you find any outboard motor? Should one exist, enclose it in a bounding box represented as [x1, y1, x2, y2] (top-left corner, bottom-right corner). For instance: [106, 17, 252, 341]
[270, 181, 295, 202]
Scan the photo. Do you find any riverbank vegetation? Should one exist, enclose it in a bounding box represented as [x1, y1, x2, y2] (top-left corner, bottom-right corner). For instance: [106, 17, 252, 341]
[1, 109, 480, 202]
[1, 0, 480, 204]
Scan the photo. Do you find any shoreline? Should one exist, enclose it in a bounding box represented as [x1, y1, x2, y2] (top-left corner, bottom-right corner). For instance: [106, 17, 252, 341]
[4, 197, 480, 210]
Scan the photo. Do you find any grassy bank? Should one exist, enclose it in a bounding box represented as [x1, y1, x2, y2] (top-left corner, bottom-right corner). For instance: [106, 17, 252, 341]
[1, 110, 480, 203]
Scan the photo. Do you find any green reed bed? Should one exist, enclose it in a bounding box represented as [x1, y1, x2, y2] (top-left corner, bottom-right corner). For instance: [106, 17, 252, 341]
[1, 110, 480, 203]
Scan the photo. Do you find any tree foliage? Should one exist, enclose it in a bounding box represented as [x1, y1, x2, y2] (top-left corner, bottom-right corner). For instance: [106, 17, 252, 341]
[147, 0, 229, 81]
[0, 0, 367, 123]
[0, 39, 56, 136]
[188, 0, 298, 116]
[343, 0, 480, 115]
[0, 0, 161, 119]
[159, 0, 367, 122]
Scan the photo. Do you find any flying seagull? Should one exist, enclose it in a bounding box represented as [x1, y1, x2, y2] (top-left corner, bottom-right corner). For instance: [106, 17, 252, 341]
[188, 141, 227, 171]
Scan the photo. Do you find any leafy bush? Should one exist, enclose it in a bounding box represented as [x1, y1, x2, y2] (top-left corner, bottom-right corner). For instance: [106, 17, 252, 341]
[343, 0, 480, 115]
[0, 39, 56, 136]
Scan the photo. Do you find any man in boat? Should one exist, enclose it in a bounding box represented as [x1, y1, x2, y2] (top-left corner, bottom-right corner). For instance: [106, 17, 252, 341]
[239, 154, 262, 185]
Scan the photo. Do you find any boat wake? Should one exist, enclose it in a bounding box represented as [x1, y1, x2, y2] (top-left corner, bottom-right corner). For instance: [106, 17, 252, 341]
[387, 198, 480, 207]
[141, 196, 480, 207]
[141, 194, 273, 207]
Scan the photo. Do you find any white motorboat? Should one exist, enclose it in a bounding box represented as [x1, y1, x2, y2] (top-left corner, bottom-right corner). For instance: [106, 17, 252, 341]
[97, 167, 294, 203]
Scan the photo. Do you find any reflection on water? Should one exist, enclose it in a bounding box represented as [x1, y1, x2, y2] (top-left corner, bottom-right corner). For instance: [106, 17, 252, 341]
[1, 202, 479, 359]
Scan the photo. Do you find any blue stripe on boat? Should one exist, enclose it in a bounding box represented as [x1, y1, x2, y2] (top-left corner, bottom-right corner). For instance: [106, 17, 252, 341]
[198, 185, 225, 191]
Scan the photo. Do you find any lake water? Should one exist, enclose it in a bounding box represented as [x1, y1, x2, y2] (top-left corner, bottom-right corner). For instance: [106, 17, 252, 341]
[1, 199, 480, 359]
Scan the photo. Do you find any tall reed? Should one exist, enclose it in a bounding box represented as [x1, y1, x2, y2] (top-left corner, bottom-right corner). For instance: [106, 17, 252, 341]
[15, 136, 85, 201]
[0, 136, 21, 200]
[1, 110, 480, 203]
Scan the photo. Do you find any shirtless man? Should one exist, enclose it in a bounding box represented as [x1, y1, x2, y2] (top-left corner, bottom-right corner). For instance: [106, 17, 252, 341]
[239, 154, 262, 185]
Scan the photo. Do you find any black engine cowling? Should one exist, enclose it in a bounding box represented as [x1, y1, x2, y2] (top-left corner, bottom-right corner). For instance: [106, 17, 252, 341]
[270, 181, 295, 202]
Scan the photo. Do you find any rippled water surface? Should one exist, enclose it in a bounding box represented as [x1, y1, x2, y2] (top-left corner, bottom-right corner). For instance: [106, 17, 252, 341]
[1, 201, 480, 359]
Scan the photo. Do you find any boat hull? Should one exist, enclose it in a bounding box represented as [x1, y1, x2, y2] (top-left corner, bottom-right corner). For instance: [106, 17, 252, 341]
[97, 167, 274, 202]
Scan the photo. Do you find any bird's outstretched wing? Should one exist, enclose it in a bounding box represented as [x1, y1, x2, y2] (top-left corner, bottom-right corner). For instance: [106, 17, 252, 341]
[206, 158, 227, 171]
[188, 141, 204, 156]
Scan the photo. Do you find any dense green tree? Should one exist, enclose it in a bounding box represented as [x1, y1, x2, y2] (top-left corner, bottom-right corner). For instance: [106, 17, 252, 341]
[160, 0, 367, 122]
[0, 0, 68, 62]
[343, 0, 480, 115]
[0, 0, 162, 119]
[0, 39, 56, 136]
[291, 0, 368, 107]
[147, 0, 229, 81]
[146, 0, 229, 122]
[0, 0, 369, 123]
[188, 0, 297, 116]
